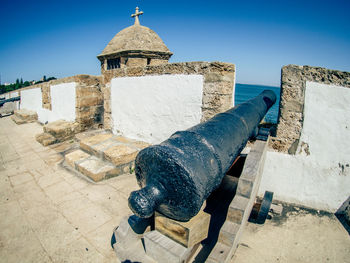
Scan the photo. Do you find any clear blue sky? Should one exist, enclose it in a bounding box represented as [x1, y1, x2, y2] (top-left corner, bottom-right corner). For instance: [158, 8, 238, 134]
[1, 0, 349, 86]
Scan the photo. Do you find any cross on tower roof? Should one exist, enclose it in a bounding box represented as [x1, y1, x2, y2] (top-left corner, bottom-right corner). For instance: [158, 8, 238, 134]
[131, 7, 143, 26]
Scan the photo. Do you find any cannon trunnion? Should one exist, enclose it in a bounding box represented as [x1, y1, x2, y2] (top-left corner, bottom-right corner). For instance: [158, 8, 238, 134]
[128, 90, 276, 222]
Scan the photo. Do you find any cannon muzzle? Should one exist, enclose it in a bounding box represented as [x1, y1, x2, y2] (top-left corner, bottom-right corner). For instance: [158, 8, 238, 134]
[128, 90, 276, 221]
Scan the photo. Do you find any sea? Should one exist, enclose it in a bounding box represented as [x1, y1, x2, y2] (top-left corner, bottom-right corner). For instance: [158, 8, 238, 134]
[234, 83, 281, 124]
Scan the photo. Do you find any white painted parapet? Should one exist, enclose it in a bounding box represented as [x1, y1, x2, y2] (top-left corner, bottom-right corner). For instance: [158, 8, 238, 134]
[49, 82, 76, 122]
[111, 75, 203, 144]
[20, 82, 76, 124]
[260, 79, 350, 212]
[20, 88, 48, 123]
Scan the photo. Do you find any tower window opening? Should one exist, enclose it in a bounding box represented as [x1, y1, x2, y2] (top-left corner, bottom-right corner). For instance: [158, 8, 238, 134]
[107, 58, 121, 70]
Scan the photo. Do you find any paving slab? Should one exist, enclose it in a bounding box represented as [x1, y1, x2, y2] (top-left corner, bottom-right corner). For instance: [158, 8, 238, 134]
[65, 149, 91, 168]
[35, 132, 57, 146]
[76, 156, 118, 182]
[103, 144, 138, 166]
[80, 133, 114, 154]
[1, 116, 349, 263]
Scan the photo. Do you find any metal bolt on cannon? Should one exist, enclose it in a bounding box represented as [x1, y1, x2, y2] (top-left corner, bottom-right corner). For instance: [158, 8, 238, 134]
[128, 90, 277, 222]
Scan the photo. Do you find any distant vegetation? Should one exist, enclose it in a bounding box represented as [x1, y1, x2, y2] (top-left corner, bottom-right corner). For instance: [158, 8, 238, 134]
[0, 75, 56, 95]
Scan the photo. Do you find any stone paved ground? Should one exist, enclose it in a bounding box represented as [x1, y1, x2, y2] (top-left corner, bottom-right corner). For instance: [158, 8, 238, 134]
[1, 116, 349, 263]
[0, 116, 137, 262]
[232, 206, 350, 263]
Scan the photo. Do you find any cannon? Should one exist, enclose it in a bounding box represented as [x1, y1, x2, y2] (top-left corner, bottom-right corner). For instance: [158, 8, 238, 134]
[128, 90, 276, 222]
[0, 96, 20, 107]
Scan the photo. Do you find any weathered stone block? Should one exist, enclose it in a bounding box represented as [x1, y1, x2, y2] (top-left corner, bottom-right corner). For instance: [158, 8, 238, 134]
[74, 74, 101, 86]
[103, 144, 138, 166]
[182, 62, 200, 74]
[11, 115, 26, 125]
[64, 149, 90, 168]
[144, 230, 193, 263]
[149, 59, 167, 66]
[80, 133, 113, 154]
[144, 65, 164, 75]
[203, 82, 233, 95]
[14, 109, 38, 122]
[208, 62, 235, 74]
[75, 87, 100, 98]
[35, 132, 57, 146]
[76, 156, 118, 182]
[201, 107, 220, 122]
[43, 120, 79, 141]
[202, 93, 232, 110]
[112, 136, 150, 149]
[163, 63, 185, 74]
[126, 66, 144, 76]
[204, 72, 234, 83]
[76, 96, 103, 108]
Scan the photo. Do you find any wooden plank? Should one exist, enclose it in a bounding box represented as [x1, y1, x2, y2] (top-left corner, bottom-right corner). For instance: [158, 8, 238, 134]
[155, 210, 210, 248]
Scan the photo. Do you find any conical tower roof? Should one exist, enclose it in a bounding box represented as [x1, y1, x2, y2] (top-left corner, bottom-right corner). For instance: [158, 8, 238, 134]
[97, 7, 172, 59]
[98, 24, 172, 57]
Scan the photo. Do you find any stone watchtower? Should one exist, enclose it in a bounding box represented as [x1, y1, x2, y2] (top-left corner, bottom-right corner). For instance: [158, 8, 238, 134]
[97, 7, 173, 71]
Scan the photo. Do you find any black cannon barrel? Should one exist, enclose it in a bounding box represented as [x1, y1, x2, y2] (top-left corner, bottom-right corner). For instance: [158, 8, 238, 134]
[128, 90, 276, 221]
[0, 96, 20, 107]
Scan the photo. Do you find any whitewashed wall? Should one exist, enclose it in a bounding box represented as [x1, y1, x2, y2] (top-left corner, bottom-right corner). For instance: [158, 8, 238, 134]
[20, 88, 42, 111]
[49, 82, 76, 122]
[20, 88, 49, 123]
[259, 82, 350, 212]
[19, 82, 76, 124]
[111, 75, 203, 144]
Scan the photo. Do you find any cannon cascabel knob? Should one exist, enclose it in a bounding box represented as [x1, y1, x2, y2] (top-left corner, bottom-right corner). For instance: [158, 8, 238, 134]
[128, 184, 165, 218]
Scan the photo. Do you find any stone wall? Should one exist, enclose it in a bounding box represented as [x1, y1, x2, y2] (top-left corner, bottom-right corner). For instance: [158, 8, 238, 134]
[272, 65, 350, 153]
[75, 75, 103, 131]
[17, 75, 103, 131]
[258, 65, 350, 212]
[18, 82, 51, 110]
[110, 75, 203, 144]
[101, 61, 235, 130]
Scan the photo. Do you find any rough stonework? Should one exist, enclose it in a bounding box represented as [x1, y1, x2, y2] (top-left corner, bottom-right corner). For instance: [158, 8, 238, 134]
[271, 65, 350, 153]
[18, 74, 103, 132]
[36, 120, 79, 146]
[97, 8, 172, 69]
[74, 75, 103, 132]
[11, 109, 38, 124]
[0, 102, 16, 117]
[101, 61, 235, 130]
[65, 133, 150, 182]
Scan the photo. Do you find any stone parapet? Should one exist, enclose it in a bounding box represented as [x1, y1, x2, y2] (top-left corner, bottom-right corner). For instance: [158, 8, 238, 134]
[18, 75, 103, 132]
[272, 65, 350, 153]
[74, 75, 103, 132]
[102, 61, 235, 130]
